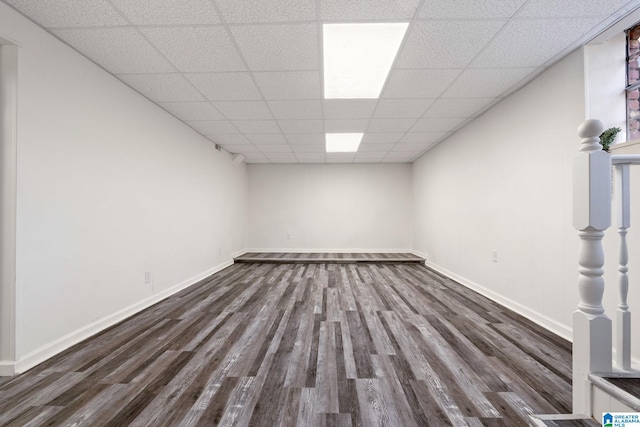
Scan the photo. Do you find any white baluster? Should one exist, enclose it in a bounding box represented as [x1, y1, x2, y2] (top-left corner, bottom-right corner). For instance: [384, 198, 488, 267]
[615, 164, 631, 371]
[573, 119, 613, 415]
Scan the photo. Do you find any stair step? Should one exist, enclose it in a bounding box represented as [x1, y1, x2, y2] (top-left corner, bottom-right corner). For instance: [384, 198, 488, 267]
[529, 414, 599, 426]
[589, 373, 640, 412]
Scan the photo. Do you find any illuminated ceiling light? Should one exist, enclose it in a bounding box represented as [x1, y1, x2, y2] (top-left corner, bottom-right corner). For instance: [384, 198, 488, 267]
[326, 133, 363, 152]
[323, 23, 409, 99]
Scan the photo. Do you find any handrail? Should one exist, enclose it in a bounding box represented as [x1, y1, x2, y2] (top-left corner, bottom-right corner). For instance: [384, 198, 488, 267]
[612, 154, 640, 164]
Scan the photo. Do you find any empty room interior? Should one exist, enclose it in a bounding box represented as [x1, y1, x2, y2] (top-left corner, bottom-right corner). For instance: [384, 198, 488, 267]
[2, 0, 640, 426]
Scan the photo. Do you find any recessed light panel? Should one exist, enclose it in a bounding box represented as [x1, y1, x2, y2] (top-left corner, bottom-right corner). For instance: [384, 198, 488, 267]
[323, 23, 409, 99]
[326, 133, 363, 152]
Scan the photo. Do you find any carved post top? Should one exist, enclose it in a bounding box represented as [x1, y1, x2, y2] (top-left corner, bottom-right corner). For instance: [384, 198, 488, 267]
[578, 119, 604, 152]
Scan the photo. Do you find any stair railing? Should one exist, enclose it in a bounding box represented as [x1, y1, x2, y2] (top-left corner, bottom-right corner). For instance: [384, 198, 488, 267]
[573, 119, 636, 414]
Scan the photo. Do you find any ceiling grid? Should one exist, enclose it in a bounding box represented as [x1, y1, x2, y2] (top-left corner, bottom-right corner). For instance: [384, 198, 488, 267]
[3, 0, 640, 163]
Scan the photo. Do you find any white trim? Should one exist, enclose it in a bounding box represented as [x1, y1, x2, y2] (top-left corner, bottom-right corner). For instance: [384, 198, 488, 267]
[0, 43, 18, 372]
[9, 260, 234, 375]
[241, 248, 415, 254]
[422, 256, 573, 342]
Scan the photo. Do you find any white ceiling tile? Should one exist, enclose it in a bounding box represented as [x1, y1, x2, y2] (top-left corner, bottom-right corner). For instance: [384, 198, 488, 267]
[265, 153, 298, 163]
[394, 142, 436, 151]
[257, 144, 292, 153]
[324, 119, 369, 133]
[110, 0, 220, 25]
[295, 153, 326, 161]
[299, 159, 327, 163]
[367, 118, 417, 133]
[243, 152, 269, 162]
[383, 151, 419, 162]
[355, 152, 387, 160]
[472, 18, 603, 67]
[12, 0, 628, 166]
[323, 100, 378, 119]
[230, 24, 318, 71]
[207, 134, 251, 145]
[118, 74, 205, 102]
[140, 27, 244, 72]
[185, 73, 262, 101]
[424, 98, 495, 118]
[224, 144, 260, 153]
[418, 0, 527, 19]
[285, 134, 325, 144]
[396, 20, 505, 69]
[401, 132, 449, 143]
[159, 102, 224, 121]
[268, 100, 323, 120]
[411, 117, 466, 133]
[373, 99, 434, 119]
[290, 144, 326, 153]
[213, 101, 273, 120]
[320, 0, 421, 20]
[254, 71, 321, 100]
[517, 0, 631, 17]
[232, 120, 281, 134]
[442, 68, 536, 98]
[5, 0, 126, 27]
[54, 28, 174, 74]
[325, 153, 355, 162]
[354, 158, 382, 163]
[188, 120, 238, 134]
[359, 143, 396, 152]
[383, 69, 462, 99]
[279, 120, 324, 133]
[246, 134, 288, 145]
[361, 133, 404, 144]
[215, 0, 315, 23]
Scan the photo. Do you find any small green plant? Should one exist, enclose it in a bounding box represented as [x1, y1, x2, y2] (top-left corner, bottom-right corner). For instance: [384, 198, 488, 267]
[599, 127, 621, 152]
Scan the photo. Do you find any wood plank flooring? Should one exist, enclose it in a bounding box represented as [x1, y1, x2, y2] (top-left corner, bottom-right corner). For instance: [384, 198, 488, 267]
[0, 261, 573, 426]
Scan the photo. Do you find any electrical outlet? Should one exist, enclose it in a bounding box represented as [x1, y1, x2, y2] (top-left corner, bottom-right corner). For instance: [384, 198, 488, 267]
[145, 271, 152, 283]
[286, 233, 291, 240]
[492, 251, 498, 263]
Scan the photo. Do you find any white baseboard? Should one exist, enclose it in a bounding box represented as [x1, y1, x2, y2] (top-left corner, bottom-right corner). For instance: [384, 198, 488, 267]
[241, 248, 415, 254]
[422, 258, 573, 342]
[8, 259, 234, 376]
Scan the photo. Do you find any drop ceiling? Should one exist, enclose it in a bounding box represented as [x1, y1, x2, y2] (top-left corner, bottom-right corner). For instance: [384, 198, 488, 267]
[3, 0, 639, 163]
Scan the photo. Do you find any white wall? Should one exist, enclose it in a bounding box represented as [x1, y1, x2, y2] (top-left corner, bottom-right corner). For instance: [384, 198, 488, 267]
[247, 163, 412, 251]
[585, 32, 627, 141]
[413, 49, 586, 341]
[0, 3, 248, 372]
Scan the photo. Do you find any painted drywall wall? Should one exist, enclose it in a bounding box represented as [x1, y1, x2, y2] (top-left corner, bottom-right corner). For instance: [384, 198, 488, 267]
[585, 32, 627, 140]
[0, 3, 248, 371]
[247, 163, 412, 251]
[414, 43, 640, 362]
[413, 49, 587, 342]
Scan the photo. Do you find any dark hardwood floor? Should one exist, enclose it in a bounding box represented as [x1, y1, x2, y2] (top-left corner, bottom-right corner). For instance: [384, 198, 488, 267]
[0, 261, 573, 426]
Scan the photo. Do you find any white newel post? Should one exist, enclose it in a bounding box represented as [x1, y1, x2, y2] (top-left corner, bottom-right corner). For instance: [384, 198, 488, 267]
[573, 119, 613, 414]
[615, 163, 631, 371]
